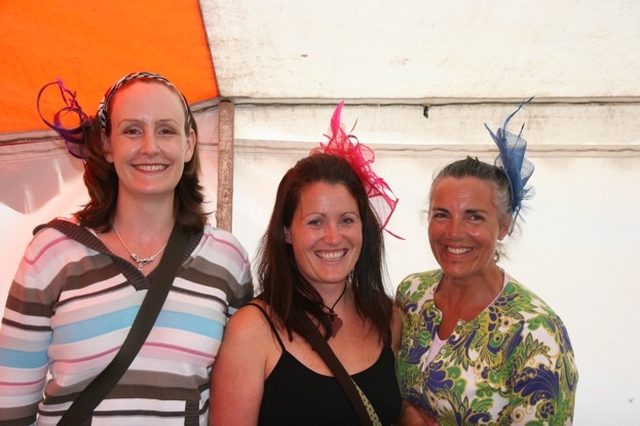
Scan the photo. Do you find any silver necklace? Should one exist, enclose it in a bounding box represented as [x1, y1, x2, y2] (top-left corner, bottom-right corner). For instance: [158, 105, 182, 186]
[113, 225, 168, 270]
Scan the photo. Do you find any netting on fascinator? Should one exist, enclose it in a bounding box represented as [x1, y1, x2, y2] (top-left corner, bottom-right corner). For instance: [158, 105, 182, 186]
[310, 102, 401, 238]
[37, 79, 92, 159]
[484, 97, 536, 234]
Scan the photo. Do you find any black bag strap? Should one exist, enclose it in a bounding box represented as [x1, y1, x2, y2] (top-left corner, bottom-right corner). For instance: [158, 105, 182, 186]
[300, 315, 375, 426]
[42, 220, 190, 426]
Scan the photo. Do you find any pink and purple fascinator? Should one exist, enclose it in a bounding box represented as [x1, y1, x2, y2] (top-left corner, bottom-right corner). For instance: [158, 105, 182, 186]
[36, 79, 92, 159]
[310, 102, 400, 237]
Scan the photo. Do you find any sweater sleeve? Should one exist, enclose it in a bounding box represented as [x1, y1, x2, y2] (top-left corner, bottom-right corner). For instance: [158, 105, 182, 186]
[219, 230, 253, 311]
[0, 238, 55, 426]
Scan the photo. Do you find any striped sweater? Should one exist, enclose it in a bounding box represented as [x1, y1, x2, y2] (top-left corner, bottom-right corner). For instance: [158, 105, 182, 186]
[0, 220, 253, 425]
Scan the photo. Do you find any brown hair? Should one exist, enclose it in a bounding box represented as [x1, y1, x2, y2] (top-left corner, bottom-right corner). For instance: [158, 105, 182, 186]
[256, 153, 394, 344]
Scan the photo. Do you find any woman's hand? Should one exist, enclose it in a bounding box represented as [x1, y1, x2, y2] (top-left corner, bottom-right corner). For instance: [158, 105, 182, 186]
[396, 400, 439, 426]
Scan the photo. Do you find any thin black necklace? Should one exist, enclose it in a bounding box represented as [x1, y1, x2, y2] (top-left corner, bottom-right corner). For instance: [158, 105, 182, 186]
[320, 283, 347, 337]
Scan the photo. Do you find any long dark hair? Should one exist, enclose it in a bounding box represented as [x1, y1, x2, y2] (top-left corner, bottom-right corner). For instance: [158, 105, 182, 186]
[256, 153, 394, 344]
[74, 79, 207, 233]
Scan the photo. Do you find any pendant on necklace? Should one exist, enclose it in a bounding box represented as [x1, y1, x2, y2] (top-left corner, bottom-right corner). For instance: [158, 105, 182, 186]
[326, 311, 343, 337]
[321, 282, 347, 337]
[130, 253, 155, 270]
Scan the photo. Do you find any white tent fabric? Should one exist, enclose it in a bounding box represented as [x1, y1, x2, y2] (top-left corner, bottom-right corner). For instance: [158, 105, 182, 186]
[204, 0, 640, 99]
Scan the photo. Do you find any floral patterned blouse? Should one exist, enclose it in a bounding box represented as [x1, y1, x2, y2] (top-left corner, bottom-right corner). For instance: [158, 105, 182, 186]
[396, 270, 578, 425]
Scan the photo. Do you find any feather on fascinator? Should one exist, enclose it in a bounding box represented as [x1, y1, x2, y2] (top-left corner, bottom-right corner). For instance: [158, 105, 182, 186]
[310, 102, 401, 237]
[484, 97, 535, 234]
[36, 72, 194, 160]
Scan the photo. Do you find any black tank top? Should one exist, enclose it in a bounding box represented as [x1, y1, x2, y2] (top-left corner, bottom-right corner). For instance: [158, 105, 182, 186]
[251, 304, 402, 426]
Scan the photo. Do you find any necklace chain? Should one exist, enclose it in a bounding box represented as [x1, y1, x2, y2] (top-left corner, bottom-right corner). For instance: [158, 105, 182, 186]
[113, 225, 168, 270]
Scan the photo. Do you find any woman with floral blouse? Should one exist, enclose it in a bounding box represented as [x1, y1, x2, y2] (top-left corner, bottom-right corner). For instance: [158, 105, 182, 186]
[395, 104, 578, 426]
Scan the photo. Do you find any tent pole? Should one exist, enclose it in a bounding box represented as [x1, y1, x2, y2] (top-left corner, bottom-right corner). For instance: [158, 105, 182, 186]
[216, 100, 234, 232]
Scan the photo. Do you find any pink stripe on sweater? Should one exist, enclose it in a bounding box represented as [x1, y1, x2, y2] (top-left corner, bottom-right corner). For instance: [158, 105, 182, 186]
[24, 235, 69, 265]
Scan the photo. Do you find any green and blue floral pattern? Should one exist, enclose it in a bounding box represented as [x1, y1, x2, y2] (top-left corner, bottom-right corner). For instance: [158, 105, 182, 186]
[396, 270, 578, 425]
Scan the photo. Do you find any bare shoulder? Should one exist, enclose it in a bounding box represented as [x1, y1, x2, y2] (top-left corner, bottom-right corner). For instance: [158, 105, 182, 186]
[211, 301, 274, 425]
[225, 301, 273, 340]
[213, 301, 276, 374]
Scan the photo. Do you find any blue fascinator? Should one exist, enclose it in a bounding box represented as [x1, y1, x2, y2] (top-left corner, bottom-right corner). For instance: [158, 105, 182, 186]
[484, 97, 535, 234]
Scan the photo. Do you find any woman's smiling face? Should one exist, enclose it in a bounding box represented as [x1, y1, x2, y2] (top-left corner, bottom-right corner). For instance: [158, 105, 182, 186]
[285, 181, 362, 289]
[428, 176, 510, 283]
[103, 80, 195, 199]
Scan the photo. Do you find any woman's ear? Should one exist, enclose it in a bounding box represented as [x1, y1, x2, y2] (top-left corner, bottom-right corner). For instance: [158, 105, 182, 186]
[284, 226, 292, 244]
[499, 214, 512, 240]
[184, 128, 196, 162]
[102, 129, 114, 163]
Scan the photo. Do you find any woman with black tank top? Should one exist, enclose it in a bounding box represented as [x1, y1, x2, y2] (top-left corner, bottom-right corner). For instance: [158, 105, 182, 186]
[209, 103, 403, 425]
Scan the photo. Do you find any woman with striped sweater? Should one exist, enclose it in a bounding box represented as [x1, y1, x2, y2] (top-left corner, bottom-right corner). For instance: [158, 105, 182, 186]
[0, 72, 253, 425]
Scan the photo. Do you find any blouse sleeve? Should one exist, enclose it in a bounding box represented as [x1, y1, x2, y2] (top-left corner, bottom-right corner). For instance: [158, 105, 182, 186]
[507, 311, 579, 425]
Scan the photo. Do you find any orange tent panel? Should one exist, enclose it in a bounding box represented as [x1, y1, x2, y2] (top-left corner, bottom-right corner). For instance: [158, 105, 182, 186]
[0, 0, 218, 134]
